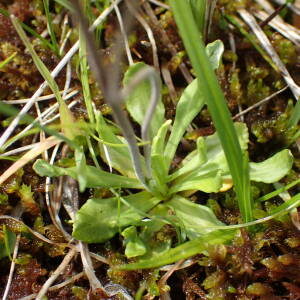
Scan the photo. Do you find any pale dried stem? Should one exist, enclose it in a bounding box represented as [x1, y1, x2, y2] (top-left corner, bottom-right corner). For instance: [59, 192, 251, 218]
[148, 0, 170, 9]
[2, 234, 21, 300]
[161, 64, 177, 103]
[113, 0, 134, 65]
[0, 136, 61, 185]
[239, 9, 300, 100]
[126, 0, 159, 70]
[232, 86, 288, 120]
[142, 1, 193, 83]
[0, 89, 77, 104]
[35, 248, 77, 300]
[19, 272, 85, 300]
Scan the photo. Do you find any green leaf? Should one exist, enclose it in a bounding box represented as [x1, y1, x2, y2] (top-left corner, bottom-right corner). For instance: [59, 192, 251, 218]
[0, 226, 16, 260]
[117, 229, 235, 270]
[150, 120, 172, 193]
[75, 147, 88, 192]
[167, 196, 224, 239]
[164, 78, 206, 170]
[72, 192, 161, 243]
[168, 123, 249, 182]
[169, 167, 222, 194]
[123, 62, 165, 139]
[96, 112, 139, 178]
[122, 226, 147, 258]
[205, 40, 224, 70]
[33, 159, 143, 189]
[189, 0, 206, 35]
[249, 149, 293, 183]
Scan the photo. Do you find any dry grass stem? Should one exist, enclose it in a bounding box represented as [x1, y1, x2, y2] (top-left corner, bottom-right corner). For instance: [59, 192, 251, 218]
[239, 9, 300, 100]
[0, 136, 61, 185]
[126, 0, 159, 70]
[232, 86, 288, 120]
[142, 1, 193, 83]
[35, 248, 77, 300]
[2, 234, 21, 300]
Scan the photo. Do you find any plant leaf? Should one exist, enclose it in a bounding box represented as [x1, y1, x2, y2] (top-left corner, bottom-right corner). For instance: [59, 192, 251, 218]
[205, 40, 224, 70]
[72, 191, 161, 243]
[150, 120, 172, 193]
[164, 78, 205, 170]
[117, 229, 235, 270]
[249, 149, 294, 183]
[96, 112, 140, 178]
[167, 196, 224, 239]
[0, 227, 16, 260]
[169, 167, 222, 194]
[123, 62, 165, 139]
[168, 123, 249, 182]
[75, 147, 88, 192]
[122, 226, 147, 258]
[33, 159, 143, 189]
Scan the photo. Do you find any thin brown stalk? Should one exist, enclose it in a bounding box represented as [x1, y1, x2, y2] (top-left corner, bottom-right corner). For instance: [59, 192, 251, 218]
[142, 1, 193, 83]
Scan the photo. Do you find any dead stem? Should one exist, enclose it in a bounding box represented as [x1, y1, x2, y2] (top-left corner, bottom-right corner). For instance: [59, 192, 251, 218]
[232, 86, 288, 120]
[2, 234, 21, 300]
[126, 0, 159, 70]
[113, 0, 134, 65]
[35, 247, 77, 300]
[19, 272, 85, 300]
[142, 1, 193, 83]
[238, 9, 300, 100]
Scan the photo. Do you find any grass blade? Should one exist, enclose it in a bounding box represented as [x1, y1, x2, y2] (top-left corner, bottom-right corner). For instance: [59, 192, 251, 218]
[169, 0, 253, 222]
[0, 52, 17, 69]
[11, 15, 78, 141]
[43, 0, 60, 57]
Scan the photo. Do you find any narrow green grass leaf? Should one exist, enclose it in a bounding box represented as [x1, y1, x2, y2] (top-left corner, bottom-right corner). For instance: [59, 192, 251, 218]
[11, 16, 78, 141]
[288, 99, 300, 128]
[123, 62, 165, 139]
[117, 229, 235, 270]
[0, 52, 17, 69]
[2, 225, 16, 260]
[43, 0, 60, 57]
[189, 0, 206, 35]
[169, 0, 252, 222]
[33, 159, 143, 189]
[72, 192, 160, 243]
[79, 31, 95, 124]
[257, 178, 300, 202]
